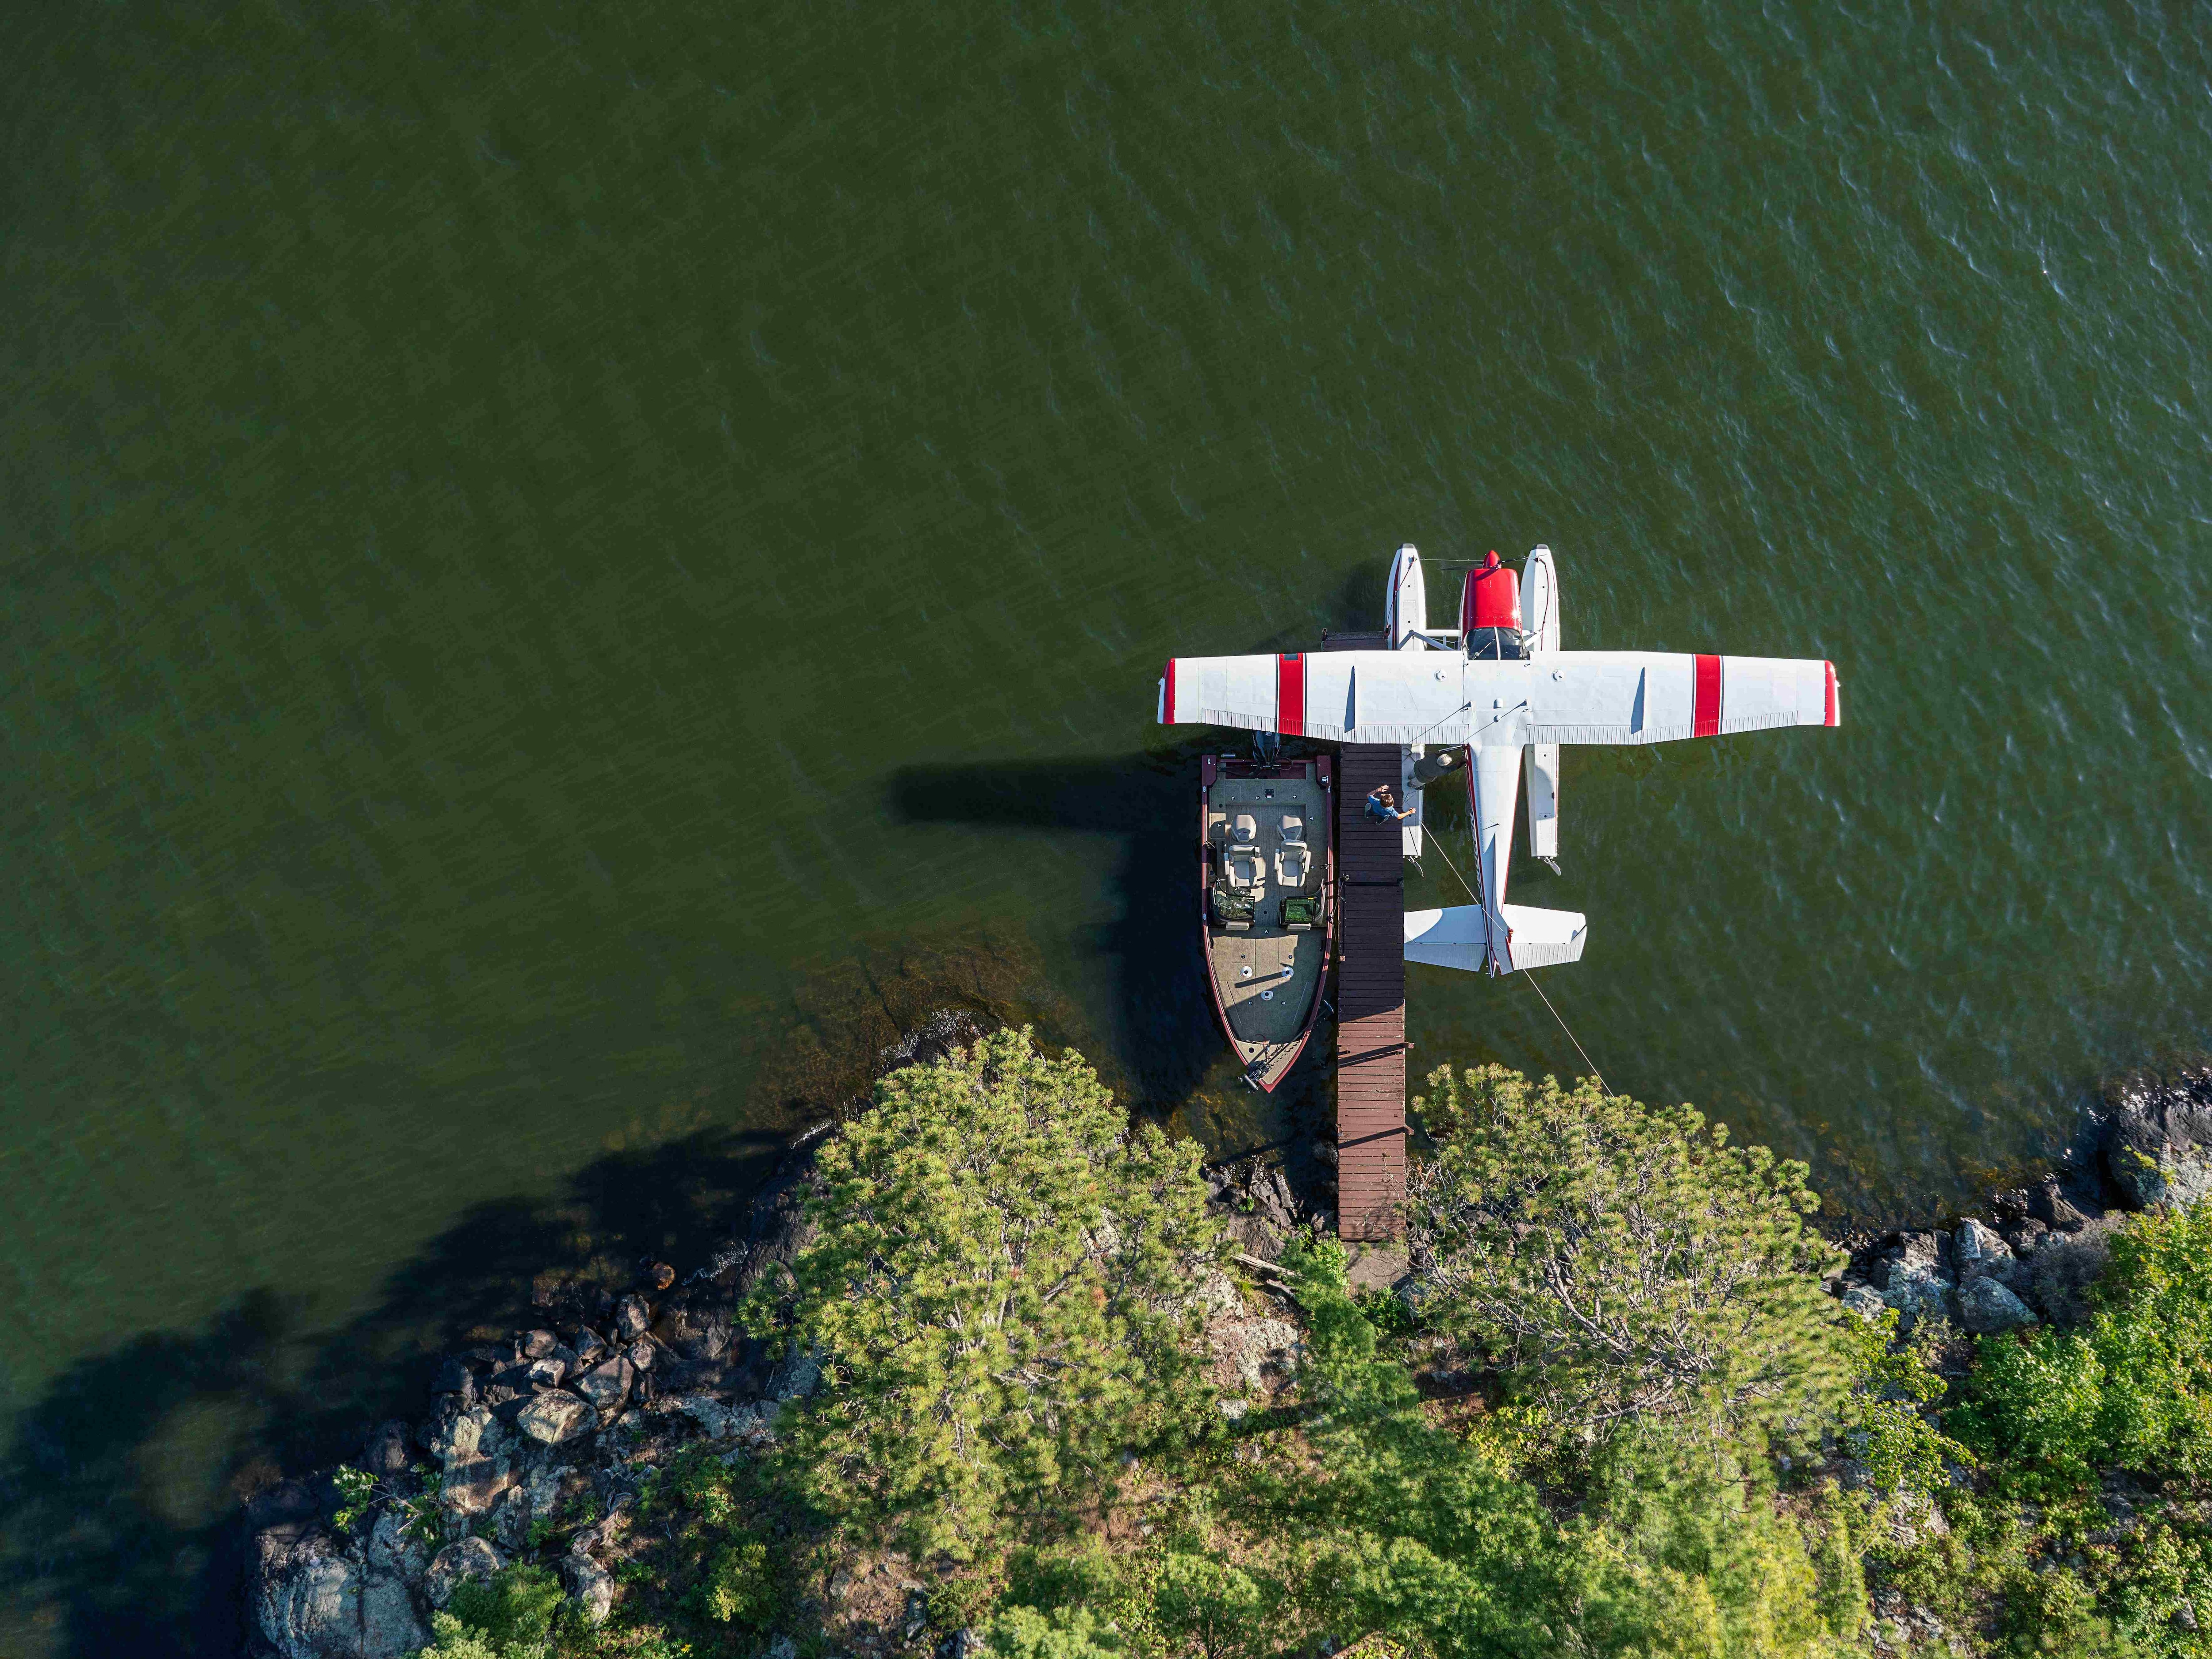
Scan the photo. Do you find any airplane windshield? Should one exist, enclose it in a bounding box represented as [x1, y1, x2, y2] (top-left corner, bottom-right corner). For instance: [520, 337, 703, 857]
[1466, 627, 1530, 661]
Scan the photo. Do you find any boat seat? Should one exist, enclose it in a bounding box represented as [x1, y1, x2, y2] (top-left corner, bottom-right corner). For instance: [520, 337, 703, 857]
[1231, 812, 1258, 844]
[1275, 843, 1311, 887]
[1225, 846, 1265, 889]
[1279, 814, 1305, 844]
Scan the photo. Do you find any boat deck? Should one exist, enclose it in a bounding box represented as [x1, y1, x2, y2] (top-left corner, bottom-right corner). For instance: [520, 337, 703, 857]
[1325, 631, 1408, 1241]
[1205, 769, 1329, 1067]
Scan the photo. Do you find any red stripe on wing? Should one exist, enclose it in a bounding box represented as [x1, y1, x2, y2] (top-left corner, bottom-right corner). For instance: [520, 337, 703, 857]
[1693, 653, 1722, 738]
[1824, 661, 1839, 727]
[1277, 653, 1306, 736]
[1160, 658, 1177, 723]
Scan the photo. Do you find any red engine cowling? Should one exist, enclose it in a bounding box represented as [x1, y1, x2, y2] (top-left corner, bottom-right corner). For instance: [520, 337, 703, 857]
[1459, 551, 1523, 659]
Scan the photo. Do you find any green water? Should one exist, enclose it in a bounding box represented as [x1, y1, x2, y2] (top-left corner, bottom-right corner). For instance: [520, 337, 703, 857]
[3, 1, 2209, 1647]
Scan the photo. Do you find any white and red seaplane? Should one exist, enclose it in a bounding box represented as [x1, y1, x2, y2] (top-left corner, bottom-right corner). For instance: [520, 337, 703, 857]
[1161, 545, 1839, 987]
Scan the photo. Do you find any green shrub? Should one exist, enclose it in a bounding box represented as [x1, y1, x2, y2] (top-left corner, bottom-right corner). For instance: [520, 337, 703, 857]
[982, 1605, 1124, 1659]
[692, 1537, 772, 1624]
[412, 1609, 546, 1659]
[444, 1564, 563, 1652]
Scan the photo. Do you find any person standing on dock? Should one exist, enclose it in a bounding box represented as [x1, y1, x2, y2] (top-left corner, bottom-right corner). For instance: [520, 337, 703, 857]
[1365, 784, 1413, 824]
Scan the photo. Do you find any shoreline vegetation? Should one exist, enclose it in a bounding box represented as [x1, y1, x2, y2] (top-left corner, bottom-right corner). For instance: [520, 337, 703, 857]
[249, 1020, 2212, 1659]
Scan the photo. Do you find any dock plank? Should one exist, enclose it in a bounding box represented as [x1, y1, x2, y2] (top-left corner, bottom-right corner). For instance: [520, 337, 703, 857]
[1330, 733, 1407, 1242]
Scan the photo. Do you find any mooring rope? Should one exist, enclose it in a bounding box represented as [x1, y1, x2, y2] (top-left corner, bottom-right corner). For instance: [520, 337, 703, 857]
[1421, 809, 1615, 1098]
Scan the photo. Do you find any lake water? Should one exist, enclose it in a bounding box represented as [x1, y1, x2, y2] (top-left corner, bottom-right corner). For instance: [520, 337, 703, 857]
[3, 1, 2208, 1648]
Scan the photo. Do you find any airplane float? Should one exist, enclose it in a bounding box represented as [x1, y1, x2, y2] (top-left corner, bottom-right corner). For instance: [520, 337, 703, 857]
[1159, 545, 1839, 979]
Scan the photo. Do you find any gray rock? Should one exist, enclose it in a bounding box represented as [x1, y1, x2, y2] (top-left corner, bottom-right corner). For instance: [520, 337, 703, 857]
[253, 1522, 428, 1659]
[2105, 1074, 2212, 1208]
[770, 1348, 822, 1401]
[564, 1553, 614, 1625]
[426, 1403, 499, 1466]
[2002, 1217, 2051, 1257]
[360, 1512, 430, 1656]
[613, 1294, 652, 1341]
[523, 1357, 568, 1391]
[519, 1329, 558, 1359]
[362, 1421, 412, 1478]
[661, 1393, 773, 1442]
[433, 1356, 477, 1400]
[573, 1356, 634, 1415]
[768, 1636, 801, 1659]
[626, 1339, 655, 1373]
[517, 1390, 595, 1446]
[572, 1327, 608, 1366]
[1953, 1219, 2013, 1279]
[1960, 1276, 2038, 1334]
[1883, 1265, 1956, 1332]
[902, 1589, 931, 1641]
[425, 1536, 504, 1609]
[491, 1483, 534, 1552]
[1839, 1283, 1889, 1320]
[254, 1532, 359, 1659]
[440, 1449, 518, 1521]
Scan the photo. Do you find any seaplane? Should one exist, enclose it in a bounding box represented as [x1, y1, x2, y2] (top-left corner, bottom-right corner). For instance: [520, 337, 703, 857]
[1159, 545, 1840, 978]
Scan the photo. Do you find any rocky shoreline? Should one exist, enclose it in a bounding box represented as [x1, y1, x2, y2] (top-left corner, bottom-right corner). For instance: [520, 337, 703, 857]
[1827, 1067, 2212, 1338]
[244, 1041, 2212, 1658]
[245, 1014, 1333, 1659]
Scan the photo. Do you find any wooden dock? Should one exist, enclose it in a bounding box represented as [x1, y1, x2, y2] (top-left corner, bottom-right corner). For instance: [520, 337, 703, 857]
[1324, 632, 1408, 1240]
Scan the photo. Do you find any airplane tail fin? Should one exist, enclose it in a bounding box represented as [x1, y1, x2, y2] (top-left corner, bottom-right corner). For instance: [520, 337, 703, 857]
[1404, 903, 1587, 974]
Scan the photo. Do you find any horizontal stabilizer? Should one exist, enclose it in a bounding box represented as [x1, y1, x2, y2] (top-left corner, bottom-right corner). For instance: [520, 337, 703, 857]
[1404, 903, 1588, 974]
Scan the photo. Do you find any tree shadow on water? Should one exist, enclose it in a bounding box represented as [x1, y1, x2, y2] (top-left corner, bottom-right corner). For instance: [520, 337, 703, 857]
[0, 1124, 789, 1658]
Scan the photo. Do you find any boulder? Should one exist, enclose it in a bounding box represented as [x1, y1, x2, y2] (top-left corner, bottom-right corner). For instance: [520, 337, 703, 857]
[2106, 1074, 2212, 1208]
[661, 1394, 773, 1443]
[653, 1298, 733, 1363]
[253, 1532, 361, 1659]
[2001, 1217, 2050, 1258]
[361, 1512, 430, 1656]
[1960, 1276, 2037, 1334]
[2031, 1175, 2100, 1231]
[1953, 1219, 2013, 1280]
[425, 1404, 499, 1466]
[425, 1536, 504, 1609]
[523, 1357, 568, 1391]
[362, 1421, 412, 1478]
[252, 1523, 428, 1659]
[573, 1356, 634, 1415]
[613, 1294, 652, 1341]
[627, 1339, 655, 1373]
[519, 1329, 559, 1360]
[770, 1348, 822, 1401]
[441, 1450, 518, 1520]
[1839, 1283, 1888, 1320]
[1882, 1265, 1956, 1333]
[572, 1327, 609, 1366]
[563, 1553, 614, 1625]
[516, 1390, 595, 1446]
[432, 1356, 478, 1401]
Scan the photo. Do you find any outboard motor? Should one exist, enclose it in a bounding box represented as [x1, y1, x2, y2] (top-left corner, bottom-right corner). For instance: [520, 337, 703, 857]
[1460, 550, 1530, 661]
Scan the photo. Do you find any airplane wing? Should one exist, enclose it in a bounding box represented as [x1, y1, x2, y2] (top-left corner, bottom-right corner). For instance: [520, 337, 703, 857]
[1159, 651, 1475, 745]
[1526, 651, 1838, 745]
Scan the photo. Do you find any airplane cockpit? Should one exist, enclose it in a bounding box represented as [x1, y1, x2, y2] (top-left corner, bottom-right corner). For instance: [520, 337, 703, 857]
[1465, 626, 1531, 661]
